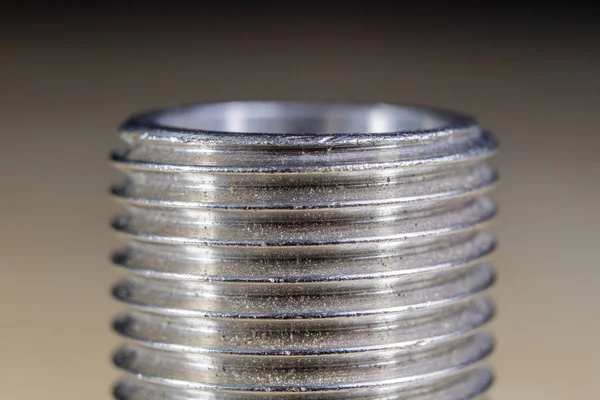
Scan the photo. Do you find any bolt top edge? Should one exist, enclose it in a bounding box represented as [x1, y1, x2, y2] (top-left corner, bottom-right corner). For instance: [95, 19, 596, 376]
[119, 100, 480, 147]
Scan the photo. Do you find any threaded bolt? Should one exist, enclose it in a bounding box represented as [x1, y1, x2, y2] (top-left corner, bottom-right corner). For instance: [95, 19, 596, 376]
[109, 101, 498, 399]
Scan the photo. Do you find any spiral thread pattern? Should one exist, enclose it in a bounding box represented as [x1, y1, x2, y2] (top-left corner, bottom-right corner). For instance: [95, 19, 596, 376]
[109, 102, 498, 399]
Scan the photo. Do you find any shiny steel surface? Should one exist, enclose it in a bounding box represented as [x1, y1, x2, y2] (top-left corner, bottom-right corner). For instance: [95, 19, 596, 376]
[109, 101, 499, 399]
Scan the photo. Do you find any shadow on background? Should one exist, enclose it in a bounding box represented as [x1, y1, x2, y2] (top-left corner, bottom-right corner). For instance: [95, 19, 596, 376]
[1, 3, 599, 399]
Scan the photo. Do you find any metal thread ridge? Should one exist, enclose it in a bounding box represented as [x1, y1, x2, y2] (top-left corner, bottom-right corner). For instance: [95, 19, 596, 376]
[109, 101, 499, 399]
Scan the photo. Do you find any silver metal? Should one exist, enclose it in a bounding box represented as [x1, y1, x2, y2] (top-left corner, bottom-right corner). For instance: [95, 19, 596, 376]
[109, 101, 498, 399]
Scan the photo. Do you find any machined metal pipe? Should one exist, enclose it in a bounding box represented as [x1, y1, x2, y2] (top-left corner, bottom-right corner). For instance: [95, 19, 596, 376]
[109, 101, 499, 399]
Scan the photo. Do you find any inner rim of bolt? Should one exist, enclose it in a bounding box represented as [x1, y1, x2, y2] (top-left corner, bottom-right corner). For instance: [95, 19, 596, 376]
[120, 101, 479, 145]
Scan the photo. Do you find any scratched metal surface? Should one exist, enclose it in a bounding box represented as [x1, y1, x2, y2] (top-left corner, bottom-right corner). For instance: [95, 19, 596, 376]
[107, 101, 498, 398]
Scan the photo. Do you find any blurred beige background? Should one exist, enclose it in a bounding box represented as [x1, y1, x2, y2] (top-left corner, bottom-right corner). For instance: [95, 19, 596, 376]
[2, 5, 599, 399]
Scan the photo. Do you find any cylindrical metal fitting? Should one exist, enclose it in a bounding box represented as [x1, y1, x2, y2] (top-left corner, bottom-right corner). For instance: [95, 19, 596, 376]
[109, 101, 498, 399]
